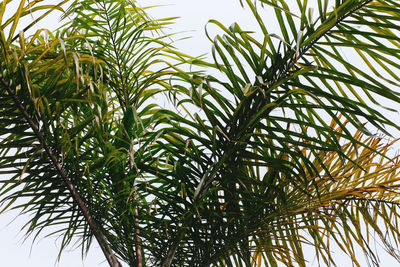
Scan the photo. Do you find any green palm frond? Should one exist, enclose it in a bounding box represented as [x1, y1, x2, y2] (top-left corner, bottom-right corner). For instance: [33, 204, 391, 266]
[0, 0, 123, 263]
[145, 0, 400, 266]
[0, 0, 177, 266]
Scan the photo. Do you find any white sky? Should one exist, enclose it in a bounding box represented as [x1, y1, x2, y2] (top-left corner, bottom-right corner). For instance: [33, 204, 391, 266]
[0, 0, 399, 266]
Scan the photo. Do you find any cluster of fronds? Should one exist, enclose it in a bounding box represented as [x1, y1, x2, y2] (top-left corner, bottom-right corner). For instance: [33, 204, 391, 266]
[1, 0, 400, 266]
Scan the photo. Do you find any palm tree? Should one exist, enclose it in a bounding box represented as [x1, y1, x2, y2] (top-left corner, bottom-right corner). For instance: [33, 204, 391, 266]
[2, 0, 400, 266]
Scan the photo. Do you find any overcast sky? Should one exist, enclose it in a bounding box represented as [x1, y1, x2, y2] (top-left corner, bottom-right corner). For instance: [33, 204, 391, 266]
[1, 1, 399, 266]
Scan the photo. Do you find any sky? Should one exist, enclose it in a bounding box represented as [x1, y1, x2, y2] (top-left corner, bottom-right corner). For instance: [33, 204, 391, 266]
[0, 0, 400, 266]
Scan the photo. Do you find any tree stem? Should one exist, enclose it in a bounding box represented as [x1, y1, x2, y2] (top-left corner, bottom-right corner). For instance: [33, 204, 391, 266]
[134, 208, 143, 267]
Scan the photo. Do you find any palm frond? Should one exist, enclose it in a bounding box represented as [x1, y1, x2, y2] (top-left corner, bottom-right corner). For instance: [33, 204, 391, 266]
[144, 0, 400, 266]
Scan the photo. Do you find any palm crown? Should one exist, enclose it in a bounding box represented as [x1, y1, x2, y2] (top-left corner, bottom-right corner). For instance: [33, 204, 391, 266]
[1, 0, 400, 266]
